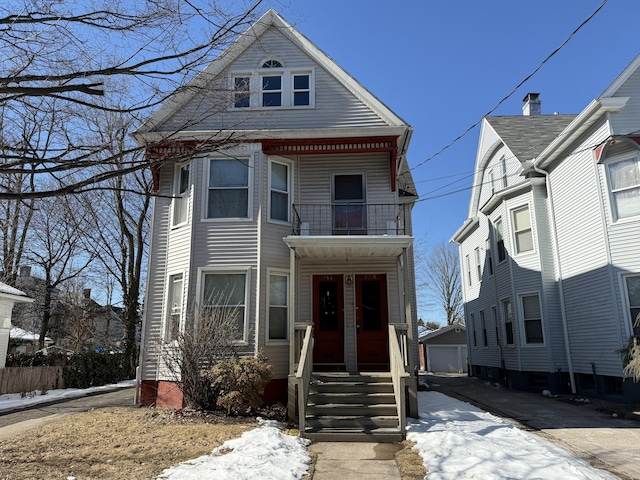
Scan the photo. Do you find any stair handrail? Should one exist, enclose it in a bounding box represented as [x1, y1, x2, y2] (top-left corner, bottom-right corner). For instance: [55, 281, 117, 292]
[295, 324, 313, 432]
[389, 323, 410, 436]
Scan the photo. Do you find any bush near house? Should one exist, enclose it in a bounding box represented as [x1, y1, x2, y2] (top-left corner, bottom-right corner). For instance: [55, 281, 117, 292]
[206, 354, 274, 415]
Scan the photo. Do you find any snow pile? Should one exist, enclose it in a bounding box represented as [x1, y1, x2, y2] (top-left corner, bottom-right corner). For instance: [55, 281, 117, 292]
[407, 391, 618, 480]
[157, 420, 311, 480]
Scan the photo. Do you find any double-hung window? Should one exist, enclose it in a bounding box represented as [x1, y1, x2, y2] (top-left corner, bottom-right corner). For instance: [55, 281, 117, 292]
[166, 274, 183, 341]
[470, 313, 477, 347]
[480, 310, 488, 347]
[624, 275, 640, 335]
[173, 163, 190, 226]
[268, 273, 289, 341]
[292, 74, 310, 106]
[202, 272, 247, 341]
[495, 218, 506, 262]
[521, 294, 544, 344]
[474, 247, 482, 282]
[500, 156, 508, 188]
[233, 76, 251, 108]
[512, 206, 533, 254]
[502, 298, 514, 345]
[270, 160, 290, 223]
[465, 255, 472, 286]
[606, 154, 640, 220]
[207, 158, 249, 219]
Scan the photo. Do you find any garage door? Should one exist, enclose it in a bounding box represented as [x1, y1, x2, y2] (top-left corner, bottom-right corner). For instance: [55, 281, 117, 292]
[427, 345, 468, 373]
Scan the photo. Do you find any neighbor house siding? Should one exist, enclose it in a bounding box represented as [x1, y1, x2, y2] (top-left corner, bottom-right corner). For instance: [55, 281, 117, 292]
[609, 67, 640, 135]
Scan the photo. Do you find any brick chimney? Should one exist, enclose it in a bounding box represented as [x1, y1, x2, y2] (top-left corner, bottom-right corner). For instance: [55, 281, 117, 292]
[83, 288, 91, 300]
[522, 93, 541, 116]
[20, 266, 31, 277]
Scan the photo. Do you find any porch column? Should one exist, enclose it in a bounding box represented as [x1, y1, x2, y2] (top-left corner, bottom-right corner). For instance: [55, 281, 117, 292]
[402, 247, 418, 417]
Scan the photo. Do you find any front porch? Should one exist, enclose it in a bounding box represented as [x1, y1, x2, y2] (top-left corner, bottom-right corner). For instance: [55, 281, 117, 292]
[289, 324, 415, 442]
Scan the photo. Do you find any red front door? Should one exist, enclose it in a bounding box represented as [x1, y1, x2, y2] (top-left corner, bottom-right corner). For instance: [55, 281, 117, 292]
[312, 275, 345, 370]
[355, 274, 389, 371]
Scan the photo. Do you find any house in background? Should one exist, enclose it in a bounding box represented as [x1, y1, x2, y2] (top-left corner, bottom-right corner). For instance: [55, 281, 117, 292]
[418, 324, 467, 373]
[453, 54, 640, 402]
[0, 282, 33, 367]
[135, 9, 419, 441]
[9, 326, 53, 355]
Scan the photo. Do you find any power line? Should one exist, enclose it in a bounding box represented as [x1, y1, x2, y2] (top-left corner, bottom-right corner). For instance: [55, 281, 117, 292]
[412, 0, 610, 171]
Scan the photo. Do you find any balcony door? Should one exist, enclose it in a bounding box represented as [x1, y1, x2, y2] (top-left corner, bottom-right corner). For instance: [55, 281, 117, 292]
[333, 174, 366, 235]
[355, 274, 389, 371]
[312, 275, 345, 371]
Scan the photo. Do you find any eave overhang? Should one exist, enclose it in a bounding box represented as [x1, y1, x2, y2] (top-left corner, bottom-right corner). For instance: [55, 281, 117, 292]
[283, 235, 413, 259]
[451, 217, 478, 244]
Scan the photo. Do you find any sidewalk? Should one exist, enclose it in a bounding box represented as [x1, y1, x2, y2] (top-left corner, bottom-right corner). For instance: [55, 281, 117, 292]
[309, 442, 403, 480]
[426, 373, 640, 480]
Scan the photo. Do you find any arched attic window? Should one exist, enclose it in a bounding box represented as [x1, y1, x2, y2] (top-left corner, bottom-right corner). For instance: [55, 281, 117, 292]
[259, 58, 284, 107]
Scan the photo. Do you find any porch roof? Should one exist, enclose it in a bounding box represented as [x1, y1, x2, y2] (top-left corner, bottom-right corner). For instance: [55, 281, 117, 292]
[283, 235, 413, 258]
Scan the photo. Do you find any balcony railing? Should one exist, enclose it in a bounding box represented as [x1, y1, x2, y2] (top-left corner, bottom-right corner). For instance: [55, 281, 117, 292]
[292, 203, 408, 236]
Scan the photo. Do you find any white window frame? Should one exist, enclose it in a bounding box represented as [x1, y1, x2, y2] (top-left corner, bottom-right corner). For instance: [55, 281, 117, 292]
[480, 310, 488, 347]
[511, 204, 534, 254]
[622, 273, 640, 336]
[465, 254, 472, 286]
[604, 152, 640, 221]
[198, 267, 251, 344]
[204, 157, 252, 221]
[470, 313, 477, 348]
[502, 297, 514, 346]
[486, 239, 493, 276]
[266, 269, 289, 343]
[172, 162, 190, 227]
[165, 273, 184, 342]
[474, 247, 482, 282]
[494, 217, 507, 263]
[232, 74, 251, 108]
[230, 62, 315, 110]
[519, 292, 545, 345]
[268, 158, 291, 224]
[500, 156, 508, 188]
[492, 306, 498, 346]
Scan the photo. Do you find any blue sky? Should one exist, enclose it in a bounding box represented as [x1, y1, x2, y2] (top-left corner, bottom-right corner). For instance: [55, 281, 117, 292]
[281, 0, 638, 242]
[277, 0, 639, 322]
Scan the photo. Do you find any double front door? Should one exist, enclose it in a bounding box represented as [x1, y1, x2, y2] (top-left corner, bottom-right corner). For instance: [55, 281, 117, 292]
[312, 274, 389, 371]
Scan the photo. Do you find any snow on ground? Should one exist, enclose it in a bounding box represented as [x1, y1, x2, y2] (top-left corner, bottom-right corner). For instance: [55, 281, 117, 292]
[0, 380, 136, 413]
[157, 419, 311, 480]
[0, 383, 622, 479]
[407, 391, 619, 480]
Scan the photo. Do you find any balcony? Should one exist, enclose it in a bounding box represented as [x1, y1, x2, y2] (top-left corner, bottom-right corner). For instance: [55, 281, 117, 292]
[292, 203, 408, 236]
[285, 203, 412, 259]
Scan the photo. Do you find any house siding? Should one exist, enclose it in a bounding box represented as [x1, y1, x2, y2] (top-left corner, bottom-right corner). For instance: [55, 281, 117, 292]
[159, 27, 387, 133]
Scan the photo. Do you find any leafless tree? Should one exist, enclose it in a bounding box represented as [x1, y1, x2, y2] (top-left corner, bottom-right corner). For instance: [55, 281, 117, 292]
[80, 108, 151, 377]
[0, 0, 265, 199]
[423, 241, 464, 325]
[25, 194, 95, 348]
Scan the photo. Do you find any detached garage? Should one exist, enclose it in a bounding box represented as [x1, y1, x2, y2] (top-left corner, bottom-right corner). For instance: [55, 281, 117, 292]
[418, 324, 468, 373]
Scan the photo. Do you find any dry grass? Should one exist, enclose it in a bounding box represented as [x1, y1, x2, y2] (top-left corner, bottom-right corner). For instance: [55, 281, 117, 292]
[0, 405, 427, 480]
[0, 407, 257, 480]
[395, 440, 428, 480]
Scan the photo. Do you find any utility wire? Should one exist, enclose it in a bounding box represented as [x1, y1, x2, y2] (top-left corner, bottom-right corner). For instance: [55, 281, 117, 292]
[412, 0, 609, 171]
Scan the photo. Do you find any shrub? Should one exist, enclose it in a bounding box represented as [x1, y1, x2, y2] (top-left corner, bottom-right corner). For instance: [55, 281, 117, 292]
[62, 351, 129, 388]
[620, 336, 640, 383]
[207, 353, 273, 414]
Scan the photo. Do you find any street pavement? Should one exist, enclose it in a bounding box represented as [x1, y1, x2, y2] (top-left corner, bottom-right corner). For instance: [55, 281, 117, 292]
[426, 373, 640, 480]
[0, 386, 136, 441]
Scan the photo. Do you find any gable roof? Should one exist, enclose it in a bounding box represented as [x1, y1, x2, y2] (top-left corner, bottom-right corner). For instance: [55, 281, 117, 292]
[136, 9, 409, 136]
[419, 323, 466, 341]
[485, 115, 577, 162]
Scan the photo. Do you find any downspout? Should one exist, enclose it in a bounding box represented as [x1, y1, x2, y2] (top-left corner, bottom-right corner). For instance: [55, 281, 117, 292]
[531, 163, 576, 394]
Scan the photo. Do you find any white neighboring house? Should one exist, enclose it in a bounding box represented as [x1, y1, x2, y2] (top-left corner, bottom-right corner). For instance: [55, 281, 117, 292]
[453, 54, 640, 403]
[0, 282, 34, 367]
[134, 9, 419, 440]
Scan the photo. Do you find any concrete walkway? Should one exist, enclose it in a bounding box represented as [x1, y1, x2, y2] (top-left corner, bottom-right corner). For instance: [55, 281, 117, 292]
[309, 442, 402, 480]
[428, 373, 640, 480]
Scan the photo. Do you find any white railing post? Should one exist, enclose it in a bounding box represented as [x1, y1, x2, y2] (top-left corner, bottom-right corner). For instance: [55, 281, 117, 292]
[295, 325, 313, 434]
[389, 323, 410, 436]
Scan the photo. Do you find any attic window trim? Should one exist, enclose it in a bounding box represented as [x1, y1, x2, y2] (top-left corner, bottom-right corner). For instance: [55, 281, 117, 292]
[229, 67, 315, 109]
[260, 57, 284, 69]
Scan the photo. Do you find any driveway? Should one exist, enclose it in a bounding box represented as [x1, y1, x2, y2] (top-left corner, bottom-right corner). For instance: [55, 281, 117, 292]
[0, 387, 136, 441]
[426, 373, 640, 480]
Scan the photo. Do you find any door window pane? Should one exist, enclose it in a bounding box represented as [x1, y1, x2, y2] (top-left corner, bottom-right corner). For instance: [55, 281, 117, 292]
[361, 281, 382, 331]
[318, 281, 339, 331]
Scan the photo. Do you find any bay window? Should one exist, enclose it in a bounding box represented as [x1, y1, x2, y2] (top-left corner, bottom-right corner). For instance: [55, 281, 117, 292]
[270, 160, 290, 223]
[202, 272, 247, 341]
[607, 154, 640, 220]
[268, 273, 289, 341]
[512, 206, 533, 254]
